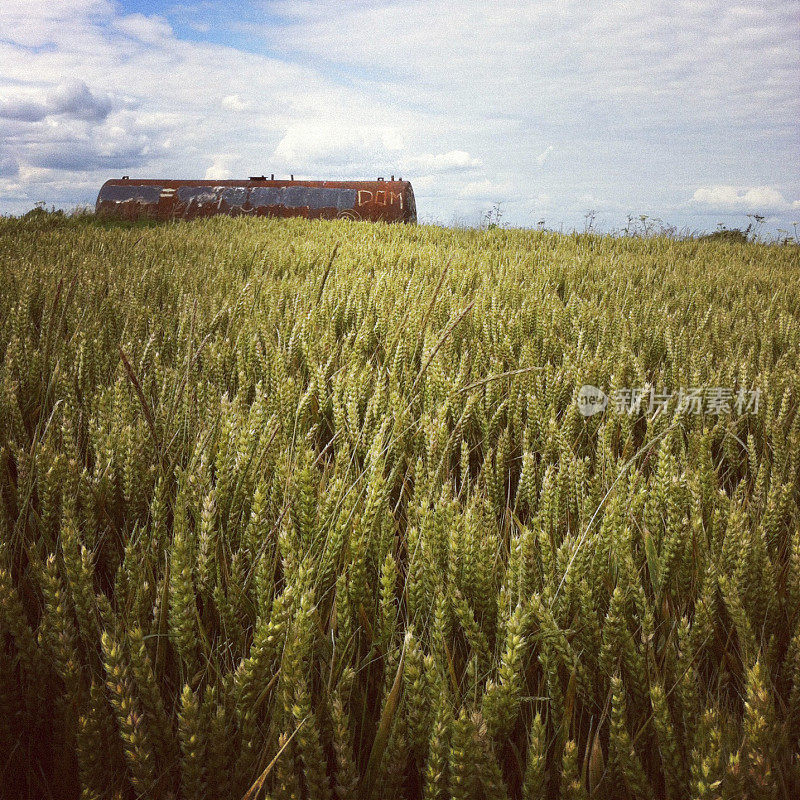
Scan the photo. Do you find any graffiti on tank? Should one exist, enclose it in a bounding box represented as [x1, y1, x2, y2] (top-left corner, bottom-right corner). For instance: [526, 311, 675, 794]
[357, 190, 404, 209]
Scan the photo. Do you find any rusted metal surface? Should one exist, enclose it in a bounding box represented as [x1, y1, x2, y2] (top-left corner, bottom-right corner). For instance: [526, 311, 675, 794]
[95, 178, 416, 223]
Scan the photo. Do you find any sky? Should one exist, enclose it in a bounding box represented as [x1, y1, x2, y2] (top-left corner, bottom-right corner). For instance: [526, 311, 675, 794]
[1, 0, 799, 234]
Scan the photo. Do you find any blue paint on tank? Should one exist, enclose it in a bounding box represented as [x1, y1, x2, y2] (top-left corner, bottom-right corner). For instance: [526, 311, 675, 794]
[99, 184, 162, 204]
[219, 187, 249, 207]
[163, 184, 360, 210]
[176, 186, 220, 205]
[248, 186, 356, 210]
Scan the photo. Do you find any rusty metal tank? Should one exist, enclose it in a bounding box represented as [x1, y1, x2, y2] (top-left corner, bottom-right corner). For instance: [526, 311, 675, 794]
[95, 176, 416, 223]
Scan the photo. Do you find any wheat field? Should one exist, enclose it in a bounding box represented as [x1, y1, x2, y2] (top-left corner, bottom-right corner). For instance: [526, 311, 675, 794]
[1, 214, 799, 799]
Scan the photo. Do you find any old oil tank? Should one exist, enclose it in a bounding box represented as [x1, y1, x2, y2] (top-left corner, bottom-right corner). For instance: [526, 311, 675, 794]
[95, 176, 416, 223]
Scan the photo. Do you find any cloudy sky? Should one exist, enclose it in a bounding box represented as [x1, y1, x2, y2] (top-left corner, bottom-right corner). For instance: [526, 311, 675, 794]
[1, 0, 798, 233]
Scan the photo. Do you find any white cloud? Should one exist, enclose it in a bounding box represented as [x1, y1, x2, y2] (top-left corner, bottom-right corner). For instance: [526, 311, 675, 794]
[258, 0, 798, 126]
[113, 14, 173, 44]
[402, 151, 481, 173]
[536, 145, 554, 166]
[691, 185, 799, 213]
[48, 80, 112, 121]
[272, 123, 405, 169]
[0, 153, 19, 178]
[221, 94, 251, 112]
[0, 96, 49, 123]
[0, 0, 112, 48]
[0, 80, 112, 123]
[205, 154, 236, 180]
[19, 111, 157, 172]
[459, 179, 514, 200]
